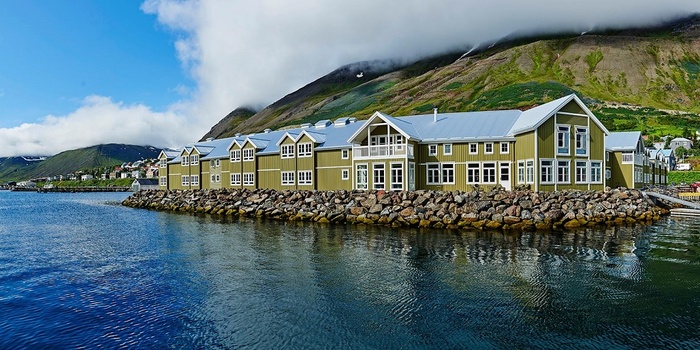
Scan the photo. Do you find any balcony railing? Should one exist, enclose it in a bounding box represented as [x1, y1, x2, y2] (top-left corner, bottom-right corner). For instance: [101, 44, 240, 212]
[353, 144, 414, 159]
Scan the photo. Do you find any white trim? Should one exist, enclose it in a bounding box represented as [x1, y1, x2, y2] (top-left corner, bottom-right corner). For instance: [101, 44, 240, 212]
[258, 168, 281, 172]
[390, 162, 404, 190]
[481, 162, 497, 184]
[500, 142, 509, 154]
[469, 143, 478, 155]
[316, 165, 352, 170]
[540, 158, 555, 184]
[443, 144, 452, 156]
[484, 142, 494, 155]
[428, 144, 438, 156]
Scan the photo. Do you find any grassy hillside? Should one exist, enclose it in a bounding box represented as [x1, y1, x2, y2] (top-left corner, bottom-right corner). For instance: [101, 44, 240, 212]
[0, 144, 160, 182]
[212, 15, 700, 141]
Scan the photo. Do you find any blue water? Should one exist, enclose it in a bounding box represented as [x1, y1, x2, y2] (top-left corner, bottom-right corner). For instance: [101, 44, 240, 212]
[1, 191, 700, 348]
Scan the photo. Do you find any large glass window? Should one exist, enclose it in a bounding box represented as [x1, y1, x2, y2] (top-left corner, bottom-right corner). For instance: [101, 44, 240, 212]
[590, 161, 602, 183]
[182, 155, 189, 166]
[467, 163, 480, 184]
[427, 164, 441, 185]
[281, 144, 295, 158]
[190, 154, 199, 165]
[298, 143, 312, 157]
[482, 163, 496, 183]
[373, 163, 385, 190]
[391, 163, 403, 190]
[243, 149, 254, 161]
[517, 161, 525, 184]
[575, 127, 588, 156]
[541, 160, 554, 183]
[442, 163, 455, 184]
[281, 171, 295, 185]
[356, 164, 368, 190]
[298, 171, 312, 185]
[526, 160, 535, 184]
[557, 125, 570, 155]
[230, 150, 241, 162]
[230, 173, 241, 186]
[557, 160, 570, 183]
[243, 173, 255, 186]
[576, 161, 588, 183]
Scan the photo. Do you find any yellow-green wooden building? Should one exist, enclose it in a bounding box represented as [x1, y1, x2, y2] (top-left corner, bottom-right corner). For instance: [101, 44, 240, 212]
[157, 94, 666, 192]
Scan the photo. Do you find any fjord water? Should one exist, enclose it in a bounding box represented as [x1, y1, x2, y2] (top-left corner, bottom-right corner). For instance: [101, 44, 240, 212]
[1, 191, 700, 349]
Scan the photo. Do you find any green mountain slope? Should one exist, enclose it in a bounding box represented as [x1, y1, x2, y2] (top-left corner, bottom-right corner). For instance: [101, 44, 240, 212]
[0, 144, 160, 182]
[210, 15, 700, 140]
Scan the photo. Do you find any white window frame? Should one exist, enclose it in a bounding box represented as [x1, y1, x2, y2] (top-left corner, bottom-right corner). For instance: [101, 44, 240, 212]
[341, 149, 349, 159]
[243, 172, 255, 186]
[482, 162, 496, 184]
[191, 175, 199, 186]
[298, 171, 312, 186]
[230, 150, 241, 162]
[230, 173, 241, 186]
[441, 163, 455, 184]
[526, 160, 535, 184]
[160, 158, 167, 168]
[427, 163, 441, 185]
[428, 144, 438, 156]
[590, 161, 602, 184]
[190, 154, 199, 165]
[242, 148, 254, 162]
[341, 169, 349, 180]
[298, 143, 312, 158]
[215, 174, 221, 183]
[500, 142, 509, 154]
[390, 163, 403, 190]
[181, 175, 189, 186]
[372, 163, 385, 190]
[356, 164, 368, 190]
[182, 155, 189, 166]
[467, 163, 480, 184]
[557, 124, 570, 155]
[517, 161, 525, 184]
[622, 153, 634, 164]
[281, 171, 295, 186]
[575, 126, 588, 156]
[557, 160, 570, 184]
[443, 144, 452, 156]
[469, 143, 478, 155]
[575, 161, 588, 184]
[484, 143, 494, 155]
[281, 144, 295, 159]
[540, 159, 554, 184]
[160, 176, 167, 186]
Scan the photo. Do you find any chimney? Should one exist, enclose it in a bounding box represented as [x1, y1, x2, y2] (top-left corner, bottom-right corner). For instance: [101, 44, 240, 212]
[433, 107, 438, 123]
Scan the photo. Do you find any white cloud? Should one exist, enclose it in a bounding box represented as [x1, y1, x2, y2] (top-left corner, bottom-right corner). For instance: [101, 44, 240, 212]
[0, 96, 191, 157]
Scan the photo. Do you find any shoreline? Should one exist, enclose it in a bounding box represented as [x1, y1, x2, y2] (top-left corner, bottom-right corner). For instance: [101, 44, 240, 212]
[121, 187, 670, 231]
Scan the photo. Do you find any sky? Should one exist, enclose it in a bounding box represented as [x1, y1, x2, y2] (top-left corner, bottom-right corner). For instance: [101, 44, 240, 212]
[0, 0, 699, 157]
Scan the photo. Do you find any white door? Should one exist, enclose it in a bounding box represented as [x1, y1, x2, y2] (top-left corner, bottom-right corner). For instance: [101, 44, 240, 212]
[408, 162, 416, 191]
[499, 162, 511, 191]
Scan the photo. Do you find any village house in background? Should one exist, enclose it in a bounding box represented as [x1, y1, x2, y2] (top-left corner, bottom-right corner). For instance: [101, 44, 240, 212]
[158, 95, 669, 193]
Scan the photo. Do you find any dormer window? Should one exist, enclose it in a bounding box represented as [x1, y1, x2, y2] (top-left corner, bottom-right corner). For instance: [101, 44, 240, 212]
[557, 125, 570, 155]
[298, 143, 312, 158]
[182, 155, 189, 166]
[243, 148, 255, 161]
[281, 144, 295, 159]
[230, 150, 241, 162]
[190, 154, 199, 165]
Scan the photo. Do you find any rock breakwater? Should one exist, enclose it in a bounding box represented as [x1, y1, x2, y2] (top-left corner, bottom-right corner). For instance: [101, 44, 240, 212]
[122, 187, 669, 231]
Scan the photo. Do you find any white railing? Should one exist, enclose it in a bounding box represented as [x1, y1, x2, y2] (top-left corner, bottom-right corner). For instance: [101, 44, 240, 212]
[353, 144, 414, 159]
[635, 154, 645, 166]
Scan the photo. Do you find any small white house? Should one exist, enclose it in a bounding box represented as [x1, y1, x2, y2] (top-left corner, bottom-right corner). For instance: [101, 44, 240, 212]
[677, 163, 692, 171]
[81, 174, 94, 181]
[131, 178, 159, 192]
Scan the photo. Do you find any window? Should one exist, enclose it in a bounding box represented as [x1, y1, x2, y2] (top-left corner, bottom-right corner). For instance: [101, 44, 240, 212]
[373, 163, 385, 190]
[526, 160, 534, 184]
[557, 160, 570, 183]
[540, 160, 554, 184]
[298, 143, 312, 157]
[298, 171, 312, 185]
[191, 175, 199, 186]
[190, 154, 199, 165]
[243, 173, 255, 186]
[557, 125, 570, 155]
[428, 144, 438, 156]
[590, 161, 602, 183]
[469, 143, 478, 155]
[281, 144, 295, 159]
[391, 163, 403, 190]
[467, 163, 480, 184]
[517, 161, 525, 184]
[181, 175, 189, 186]
[160, 176, 167, 186]
[576, 161, 588, 183]
[215, 159, 220, 167]
[484, 143, 494, 154]
[500, 142, 509, 154]
[442, 163, 455, 184]
[281, 171, 295, 185]
[216, 174, 221, 183]
[230, 173, 241, 186]
[356, 164, 368, 190]
[500, 162, 510, 183]
[182, 155, 189, 166]
[575, 127, 588, 156]
[341, 149, 349, 159]
[160, 158, 167, 168]
[427, 164, 441, 185]
[230, 150, 241, 162]
[341, 169, 349, 180]
[622, 153, 634, 163]
[482, 163, 496, 183]
[211, 174, 216, 183]
[443, 144, 452, 155]
[210, 159, 220, 168]
[243, 149, 254, 161]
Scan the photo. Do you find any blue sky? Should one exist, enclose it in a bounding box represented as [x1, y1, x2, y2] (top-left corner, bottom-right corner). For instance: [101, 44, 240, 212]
[0, 0, 698, 157]
[0, 1, 187, 128]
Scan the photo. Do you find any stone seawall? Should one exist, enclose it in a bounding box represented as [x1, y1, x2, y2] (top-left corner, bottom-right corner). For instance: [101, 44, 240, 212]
[122, 187, 670, 231]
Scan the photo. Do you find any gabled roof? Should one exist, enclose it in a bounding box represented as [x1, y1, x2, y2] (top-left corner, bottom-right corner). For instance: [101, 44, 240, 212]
[275, 131, 301, 146]
[606, 131, 642, 151]
[347, 111, 420, 143]
[300, 130, 327, 144]
[508, 94, 609, 136]
[400, 110, 520, 142]
[159, 149, 180, 159]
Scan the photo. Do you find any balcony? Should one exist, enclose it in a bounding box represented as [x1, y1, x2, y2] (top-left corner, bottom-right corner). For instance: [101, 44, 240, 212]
[353, 144, 414, 159]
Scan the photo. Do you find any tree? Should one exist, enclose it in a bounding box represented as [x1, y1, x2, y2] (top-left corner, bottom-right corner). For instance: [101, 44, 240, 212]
[664, 137, 672, 149]
[676, 146, 689, 160]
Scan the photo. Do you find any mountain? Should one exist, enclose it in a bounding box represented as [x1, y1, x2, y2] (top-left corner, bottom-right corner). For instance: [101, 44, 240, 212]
[0, 144, 160, 182]
[207, 15, 700, 142]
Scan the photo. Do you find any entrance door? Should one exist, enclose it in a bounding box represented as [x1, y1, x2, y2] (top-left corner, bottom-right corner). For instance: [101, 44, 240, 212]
[408, 162, 416, 191]
[499, 162, 511, 191]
